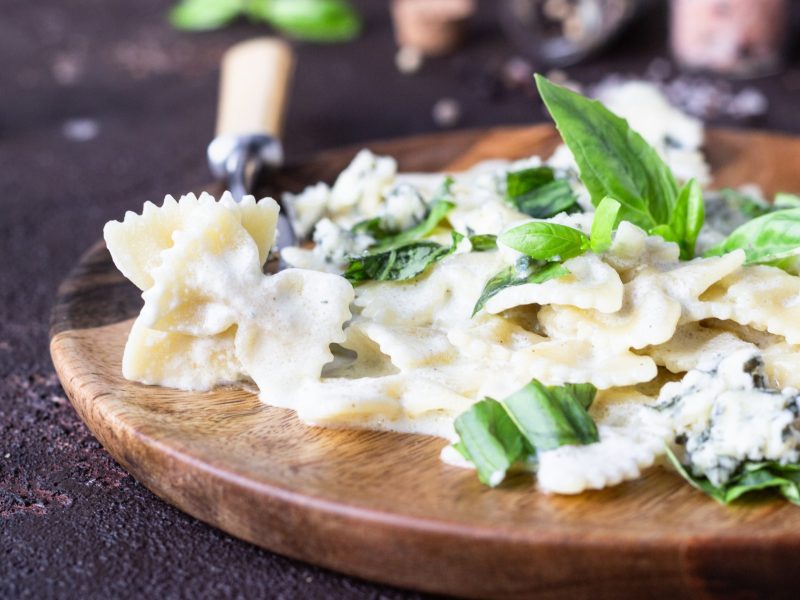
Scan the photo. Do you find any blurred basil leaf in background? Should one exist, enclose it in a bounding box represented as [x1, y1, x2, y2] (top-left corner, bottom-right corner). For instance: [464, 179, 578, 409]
[170, 0, 362, 42]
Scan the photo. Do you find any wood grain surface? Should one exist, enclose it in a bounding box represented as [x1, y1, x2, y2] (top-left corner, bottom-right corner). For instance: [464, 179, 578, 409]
[50, 125, 800, 599]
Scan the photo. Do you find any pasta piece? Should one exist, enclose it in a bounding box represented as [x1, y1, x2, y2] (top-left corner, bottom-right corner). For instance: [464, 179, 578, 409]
[122, 317, 245, 391]
[761, 342, 800, 389]
[140, 206, 263, 336]
[644, 323, 755, 374]
[539, 252, 744, 351]
[355, 322, 458, 371]
[447, 314, 546, 363]
[234, 269, 354, 396]
[603, 221, 680, 276]
[354, 251, 506, 327]
[510, 340, 658, 389]
[537, 396, 671, 494]
[104, 191, 279, 290]
[687, 265, 800, 344]
[286, 371, 474, 440]
[485, 253, 624, 314]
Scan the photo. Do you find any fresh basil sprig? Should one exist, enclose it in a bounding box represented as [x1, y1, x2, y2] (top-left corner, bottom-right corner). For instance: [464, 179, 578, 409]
[589, 196, 621, 253]
[666, 448, 800, 505]
[468, 234, 498, 252]
[705, 208, 800, 272]
[535, 74, 679, 229]
[453, 398, 530, 487]
[650, 179, 705, 260]
[505, 167, 580, 219]
[502, 381, 598, 452]
[453, 380, 598, 487]
[343, 231, 462, 283]
[472, 257, 569, 316]
[170, 0, 362, 42]
[499, 221, 590, 261]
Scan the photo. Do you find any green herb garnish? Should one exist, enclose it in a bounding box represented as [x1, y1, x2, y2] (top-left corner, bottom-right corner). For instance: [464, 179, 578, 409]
[666, 448, 800, 505]
[468, 234, 498, 252]
[454, 399, 530, 487]
[535, 74, 679, 230]
[505, 167, 579, 218]
[650, 179, 705, 260]
[344, 231, 462, 283]
[499, 221, 590, 261]
[170, 0, 361, 41]
[370, 178, 455, 252]
[453, 380, 598, 487]
[502, 381, 598, 452]
[472, 257, 569, 316]
[705, 208, 800, 272]
[589, 196, 621, 253]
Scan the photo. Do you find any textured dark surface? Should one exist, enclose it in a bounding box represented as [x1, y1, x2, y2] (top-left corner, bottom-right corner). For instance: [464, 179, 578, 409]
[2, 1, 799, 598]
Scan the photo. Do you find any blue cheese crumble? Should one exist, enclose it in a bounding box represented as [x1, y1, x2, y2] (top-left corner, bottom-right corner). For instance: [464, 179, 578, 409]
[658, 349, 800, 486]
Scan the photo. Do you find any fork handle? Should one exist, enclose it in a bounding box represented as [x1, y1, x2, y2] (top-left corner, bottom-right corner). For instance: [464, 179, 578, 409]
[215, 37, 295, 139]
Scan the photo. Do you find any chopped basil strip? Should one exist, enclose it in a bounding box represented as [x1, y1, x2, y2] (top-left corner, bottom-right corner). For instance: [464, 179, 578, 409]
[454, 398, 529, 487]
[472, 257, 569, 316]
[505, 167, 579, 218]
[453, 380, 598, 487]
[344, 231, 462, 283]
[590, 196, 621, 253]
[649, 178, 704, 260]
[506, 166, 555, 198]
[371, 177, 455, 252]
[499, 221, 590, 261]
[351, 217, 395, 240]
[775, 193, 800, 209]
[705, 208, 800, 272]
[501, 381, 598, 452]
[535, 74, 678, 230]
[468, 234, 498, 252]
[666, 447, 800, 505]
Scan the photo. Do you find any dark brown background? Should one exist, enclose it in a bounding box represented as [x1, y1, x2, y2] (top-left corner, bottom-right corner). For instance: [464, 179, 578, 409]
[2, 1, 799, 598]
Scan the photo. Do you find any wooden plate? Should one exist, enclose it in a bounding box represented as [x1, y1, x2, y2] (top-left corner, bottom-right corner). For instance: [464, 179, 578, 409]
[50, 125, 800, 599]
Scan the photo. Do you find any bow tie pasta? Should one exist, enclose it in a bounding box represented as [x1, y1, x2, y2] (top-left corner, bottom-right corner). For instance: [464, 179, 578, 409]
[105, 192, 353, 396]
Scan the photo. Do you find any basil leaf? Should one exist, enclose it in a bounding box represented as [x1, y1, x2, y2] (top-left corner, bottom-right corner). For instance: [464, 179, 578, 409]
[472, 258, 570, 316]
[650, 179, 704, 260]
[667, 448, 800, 505]
[499, 221, 589, 261]
[344, 231, 461, 283]
[468, 234, 497, 252]
[454, 398, 529, 487]
[252, 0, 361, 42]
[506, 167, 555, 199]
[515, 180, 579, 219]
[371, 178, 455, 252]
[665, 447, 727, 503]
[590, 196, 621, 253]
[350, 217, 395, 240]
[705, 208, 800, 271]
[502, 380, 598, 452]
[775, 193, 800, 209]
[505, 167, 579, 218]
[535, 74, 679, 229]
[169, 0, 241, 30]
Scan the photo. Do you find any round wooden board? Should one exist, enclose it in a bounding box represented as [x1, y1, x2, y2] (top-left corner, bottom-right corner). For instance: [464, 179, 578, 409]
[51, 125, 800, 599]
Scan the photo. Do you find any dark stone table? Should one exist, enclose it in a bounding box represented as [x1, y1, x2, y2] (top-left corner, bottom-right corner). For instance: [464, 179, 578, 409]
[2, 1, 799, 597]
